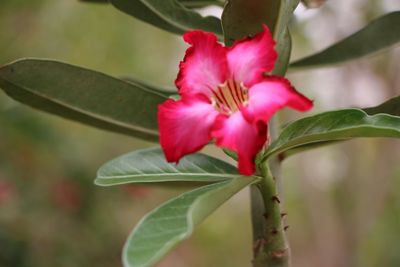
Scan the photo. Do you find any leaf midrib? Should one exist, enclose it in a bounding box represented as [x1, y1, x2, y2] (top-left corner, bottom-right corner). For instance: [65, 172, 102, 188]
[0, 76, 160, 137]
[97, 173, 241, 179]
[267, 122, 400, 157]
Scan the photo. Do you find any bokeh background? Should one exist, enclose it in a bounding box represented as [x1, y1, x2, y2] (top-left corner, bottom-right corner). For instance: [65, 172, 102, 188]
[0, 0, 399, 266]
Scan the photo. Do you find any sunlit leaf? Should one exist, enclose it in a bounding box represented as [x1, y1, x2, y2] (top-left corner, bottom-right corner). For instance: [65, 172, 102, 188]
[96, 147, 240, 186]
[291, 12, 400, 68]
[123, 176, 258, 267]
[0, 59, 170, 141]
[261, 108, 400, 161]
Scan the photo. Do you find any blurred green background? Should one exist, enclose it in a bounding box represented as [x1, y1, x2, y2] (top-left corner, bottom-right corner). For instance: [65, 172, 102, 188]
[0, 1, 399, 267]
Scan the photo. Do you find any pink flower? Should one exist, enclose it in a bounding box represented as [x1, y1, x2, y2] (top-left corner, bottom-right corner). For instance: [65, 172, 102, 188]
[158, 25, 313, 175]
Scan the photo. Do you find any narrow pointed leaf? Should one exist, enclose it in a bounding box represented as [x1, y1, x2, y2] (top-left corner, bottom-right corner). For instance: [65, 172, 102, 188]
[123, 176, 258, 267]
[291, 12, 400, 68]
[110, 0, 223, 36]
[96, 148, 240, 186]
[262, 109, 400, 160]
[0, 59, 170, 141]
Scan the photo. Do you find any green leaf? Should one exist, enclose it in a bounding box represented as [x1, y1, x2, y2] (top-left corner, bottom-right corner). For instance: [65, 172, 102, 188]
[277, 95, 400, 159]
[364, 95, 400, 116]
[221, 0, 281, 45]
[261, 108, 400, 161]
[96, 147, 241, 186]
[0, 59, 169, 141]
[272, 27, 292, 75]
[79, 0, 108, 3]
[179, 0, 224, 8]
[110, 0, 223, 36]
[121, 76, 175, 98]
[221, 0, 297, 75]
[291, 12, 400, 68]
[274, 0, 300, 36]
[123, 176, 258, 267]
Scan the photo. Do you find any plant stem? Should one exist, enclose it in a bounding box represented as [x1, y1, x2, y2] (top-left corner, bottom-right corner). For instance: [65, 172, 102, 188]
[251, 162, 290, 267]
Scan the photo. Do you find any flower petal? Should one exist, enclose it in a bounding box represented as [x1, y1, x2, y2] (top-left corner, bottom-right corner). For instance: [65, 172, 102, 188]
[158, 95, 218, 163]
[227, 25, 277, 87]
[244, 76, 313, 123]
[211, 112, 268, 175]
[176, 30, 228, 98]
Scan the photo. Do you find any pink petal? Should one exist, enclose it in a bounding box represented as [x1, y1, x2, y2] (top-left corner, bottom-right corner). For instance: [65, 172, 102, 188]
[211, 112, 268, 175]
[227, 25, 277, 87]
[158, 95, 218, 163]
[244, 76, 313, 123]
[176, 30, 228, 98]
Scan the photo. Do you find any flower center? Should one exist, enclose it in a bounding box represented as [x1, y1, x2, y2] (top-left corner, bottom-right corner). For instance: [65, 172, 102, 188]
[211, 80, 248, 115]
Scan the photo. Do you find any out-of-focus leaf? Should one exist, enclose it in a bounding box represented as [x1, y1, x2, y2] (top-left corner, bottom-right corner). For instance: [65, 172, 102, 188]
[221, 0, 297, 76]
[364, 96, 400, 116]
[79, 0, 108, 3]
[301, 0, 326, 8]
[273, 28, 292, 75]
[0, 59, 168, 141]
[96, 147, 241, 186]
[261, 109, 400, 161]
[179, 0, 224, 7]
[110, 0, 223, 36]
[291, 12, 400, 68]
[274, 0, 300, 36]
[221, 0, 281, 45]
[123, 176, 258, 267]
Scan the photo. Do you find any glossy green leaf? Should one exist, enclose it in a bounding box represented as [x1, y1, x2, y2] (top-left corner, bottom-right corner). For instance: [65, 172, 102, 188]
[110, 0, 223, 36]
[291, 12, 400, 68]
[123, 176, 258, 267]
[278, 95, 400, 159]
[96, 147, 241, 186]
[261, 108, 400, 161]
[0, 59, 169, 141]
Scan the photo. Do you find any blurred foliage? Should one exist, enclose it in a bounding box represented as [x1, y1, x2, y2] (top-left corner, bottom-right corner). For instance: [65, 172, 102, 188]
[0, 0, 399, 267]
